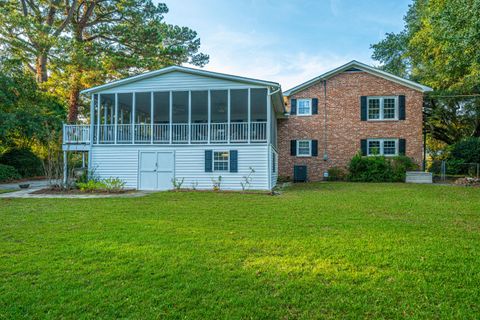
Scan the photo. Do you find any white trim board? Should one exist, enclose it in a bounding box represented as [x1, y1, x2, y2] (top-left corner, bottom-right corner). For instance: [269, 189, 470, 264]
[284, 60, 433, 96]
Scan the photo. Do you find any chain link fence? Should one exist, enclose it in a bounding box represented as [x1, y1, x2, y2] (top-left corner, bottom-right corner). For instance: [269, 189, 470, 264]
[429, 160, 480, 182]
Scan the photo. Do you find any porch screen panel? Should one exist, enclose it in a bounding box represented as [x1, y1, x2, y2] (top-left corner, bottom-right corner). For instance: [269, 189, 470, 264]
[210, 90, 228, 142]
[134, 92, 152, 143]
[191, 91, 208, 142]
[153, 92, 169, 124]
[117, 93, 133, 143]
[172, 91, 188, 142]
[191, 91, 208, 123]
[153, 92, 170, 143]
[250, 88, 267, 121]
[211, 90, 228, 123]
[230, 89, 248, 122]
[172, 91, 188, 123]
[99, 94, 115, 143]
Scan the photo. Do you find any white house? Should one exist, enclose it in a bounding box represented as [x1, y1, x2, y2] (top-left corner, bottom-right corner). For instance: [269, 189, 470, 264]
[63, 66, 285, 191]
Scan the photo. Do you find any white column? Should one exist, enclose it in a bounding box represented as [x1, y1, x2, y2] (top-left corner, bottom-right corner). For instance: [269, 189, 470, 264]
[114, 93, 118, 144]
[227, 89, 231, 144]
[248, 88, 251, 144]
[207, 90, 211, 144]
[169, 91, 173, 144]
[266, 89, 271, 144]
[188, 91, 191, 144]
[96, 94, 100, 144]
[90, 95, 94, 146]
[63, 150, 68, 186]
[132, 93, 135, 144]
[150, 92, 154, 144]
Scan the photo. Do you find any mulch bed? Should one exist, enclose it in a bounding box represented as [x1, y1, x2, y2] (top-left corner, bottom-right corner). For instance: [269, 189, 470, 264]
[169, 189, 277, 195]
[31, 187, 135, 195]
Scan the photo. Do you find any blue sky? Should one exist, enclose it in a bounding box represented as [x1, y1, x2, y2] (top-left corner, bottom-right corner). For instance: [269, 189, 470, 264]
[164, 0, 410, 90]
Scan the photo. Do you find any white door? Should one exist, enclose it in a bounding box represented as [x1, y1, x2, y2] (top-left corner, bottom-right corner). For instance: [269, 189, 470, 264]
[139, 151, 174, 190]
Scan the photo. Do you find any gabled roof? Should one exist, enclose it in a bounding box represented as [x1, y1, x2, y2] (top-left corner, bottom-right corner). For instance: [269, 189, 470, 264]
[283, 60, 433, 96]
[80, 65, 281, 94]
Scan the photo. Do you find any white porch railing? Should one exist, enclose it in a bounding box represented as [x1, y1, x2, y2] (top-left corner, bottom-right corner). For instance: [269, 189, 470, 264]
[63, 124, 90, 144]
[63, 121, 267, 145]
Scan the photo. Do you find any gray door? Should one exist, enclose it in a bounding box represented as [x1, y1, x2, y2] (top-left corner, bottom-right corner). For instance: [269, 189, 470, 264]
[139, 151, 174, 190]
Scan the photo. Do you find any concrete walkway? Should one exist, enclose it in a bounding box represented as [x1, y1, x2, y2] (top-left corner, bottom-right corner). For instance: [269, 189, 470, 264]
[0, 179, 150, 199]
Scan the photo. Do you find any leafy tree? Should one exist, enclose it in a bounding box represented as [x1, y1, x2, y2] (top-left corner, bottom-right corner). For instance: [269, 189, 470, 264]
[371, 0, 480, 145]
[0, 70, 66, 148]
[1, 1, 209, 122]
[0, 0, 76, 82]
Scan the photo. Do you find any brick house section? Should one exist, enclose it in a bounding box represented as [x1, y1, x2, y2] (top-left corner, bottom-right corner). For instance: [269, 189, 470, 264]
[278, 71, 425, 181]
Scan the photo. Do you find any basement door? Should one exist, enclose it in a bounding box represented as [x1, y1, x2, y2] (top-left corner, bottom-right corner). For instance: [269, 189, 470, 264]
[138, 151, 174, 190]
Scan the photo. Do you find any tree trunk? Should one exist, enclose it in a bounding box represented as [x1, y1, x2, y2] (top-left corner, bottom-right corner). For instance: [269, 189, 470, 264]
[35, 54, 48, 83]
[67, 71, 81, 123]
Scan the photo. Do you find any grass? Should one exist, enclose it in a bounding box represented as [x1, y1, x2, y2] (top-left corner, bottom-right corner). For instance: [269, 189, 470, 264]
[0, 182, 479, 319]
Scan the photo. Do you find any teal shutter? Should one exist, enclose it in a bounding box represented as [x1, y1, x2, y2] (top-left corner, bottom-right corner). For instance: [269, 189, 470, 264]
[290, 140, 297, 156]
[399, 139, 406, 155]
[361, 139, 367, 155]
[290, 99, 297, 115]
[361, 96, 367, 121]
[311, 140, 318, 156]
[399, 95, 406, 120]
[205, 150, 213, 172]
[312, 98, 318, 114]
[229, 150, 238, 172]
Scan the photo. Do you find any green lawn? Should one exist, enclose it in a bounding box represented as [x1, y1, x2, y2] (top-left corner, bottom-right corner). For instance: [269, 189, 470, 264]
[1, 183, 479, 319]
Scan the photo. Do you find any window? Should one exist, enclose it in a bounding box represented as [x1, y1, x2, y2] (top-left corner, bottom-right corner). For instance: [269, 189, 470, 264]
[367, 97, 398, 120]
[297, 99, 312, 116]
[213, 151, 229, 171]
[297, 140, 311, 156]
[367, 139, 398, 156]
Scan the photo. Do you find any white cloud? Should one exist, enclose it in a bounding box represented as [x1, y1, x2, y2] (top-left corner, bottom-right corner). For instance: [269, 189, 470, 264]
[186, 27, 357, 90]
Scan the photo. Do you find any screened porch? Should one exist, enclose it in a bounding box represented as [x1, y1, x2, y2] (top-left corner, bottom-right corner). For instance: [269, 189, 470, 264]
[64, 88, 269, 145]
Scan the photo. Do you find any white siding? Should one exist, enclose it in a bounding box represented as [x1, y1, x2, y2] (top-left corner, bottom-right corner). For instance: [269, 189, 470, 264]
[90, 144, 270, 190]
[95, 71, 264, 94]
[270, 146, 278, 189]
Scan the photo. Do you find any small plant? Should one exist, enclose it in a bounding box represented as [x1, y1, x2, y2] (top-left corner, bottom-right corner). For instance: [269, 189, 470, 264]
[211, 176, 222, 191]
[327, 166, 347, 181]
[77, 180, 106, 192]
[77, 176, 125, 193]
[240, 167, 255, 191]
[190, 181, 199, 190]
[102, 177, 126, 192]
[171, 177, 184, 190]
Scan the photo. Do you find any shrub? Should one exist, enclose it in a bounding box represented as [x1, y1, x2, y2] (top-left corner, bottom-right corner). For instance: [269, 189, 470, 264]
[348, 153, 417, 182]
[450, 137, 480, 164]
[77, 177, 125, 193]
[0, 164, 21, 182]
[390, 156, 418, 181]
[0, 147, 43, 177]
[77, 180, 105, 192]
[327, 166, 347, 181]
[348, 153, 393, 182]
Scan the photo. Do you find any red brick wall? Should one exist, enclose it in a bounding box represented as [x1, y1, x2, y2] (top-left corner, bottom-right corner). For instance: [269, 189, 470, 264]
[277, 71, 424, 181]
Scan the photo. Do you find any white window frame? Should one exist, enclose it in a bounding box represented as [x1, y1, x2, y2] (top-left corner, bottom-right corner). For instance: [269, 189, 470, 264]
[367, 138, 399, 156]
[296, 140, 312, 157]
[367, 96, 398, 121]
[297, 99, 312, 116]
[213, 150, 229, 172]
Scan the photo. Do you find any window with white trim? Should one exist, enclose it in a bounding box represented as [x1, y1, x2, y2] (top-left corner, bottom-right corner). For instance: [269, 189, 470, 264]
[297, 99, 312, 116]
[367, 97, 398, 120]
[367, 139, 398, 156]
[297, 140, 312, 156]
[213, 151, 229, 171]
